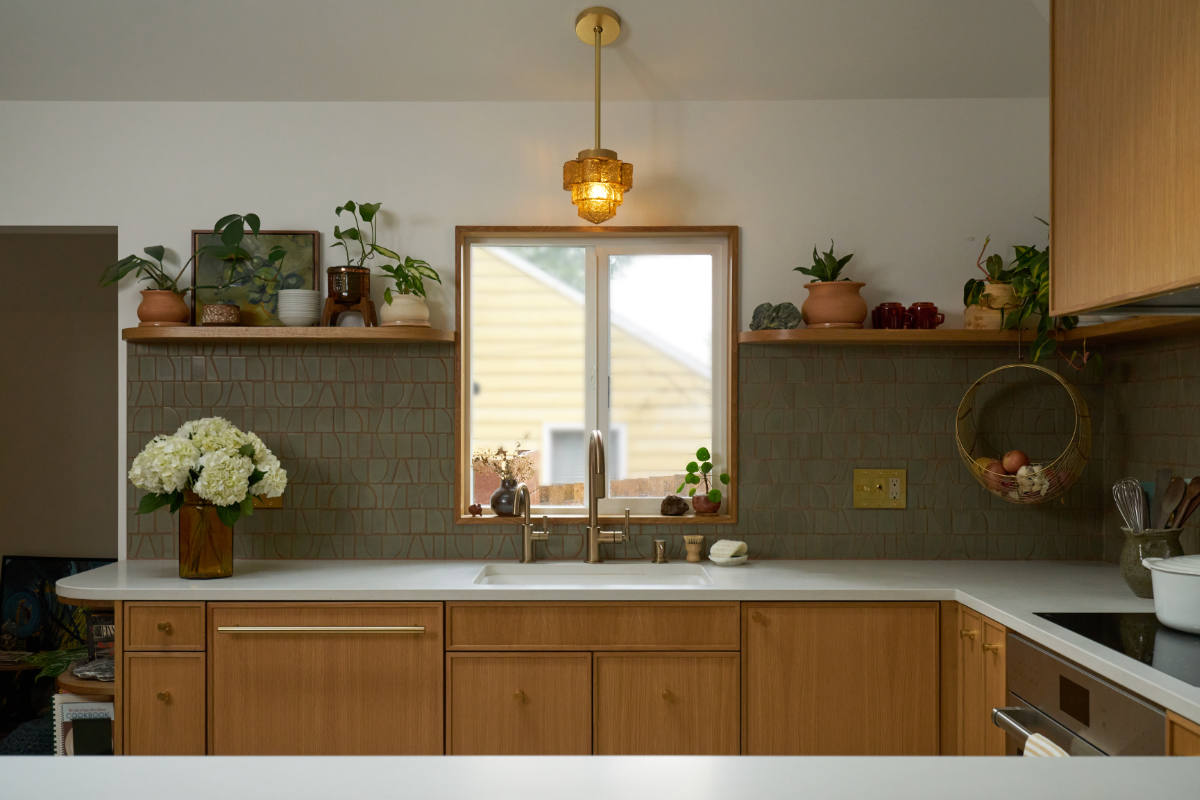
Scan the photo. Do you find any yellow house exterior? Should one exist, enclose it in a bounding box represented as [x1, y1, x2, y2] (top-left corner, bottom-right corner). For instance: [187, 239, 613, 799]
[470, 246, 711, 504]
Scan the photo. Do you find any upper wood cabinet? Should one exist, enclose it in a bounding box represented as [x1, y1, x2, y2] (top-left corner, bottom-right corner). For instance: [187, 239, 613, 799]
[742, 602, 940, 755]
[1051, 0, 1200, 315]
[207, 603, 443, 755]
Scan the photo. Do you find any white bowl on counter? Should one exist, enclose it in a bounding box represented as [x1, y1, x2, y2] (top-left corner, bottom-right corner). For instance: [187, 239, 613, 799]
[1142, 555, 1200, 634]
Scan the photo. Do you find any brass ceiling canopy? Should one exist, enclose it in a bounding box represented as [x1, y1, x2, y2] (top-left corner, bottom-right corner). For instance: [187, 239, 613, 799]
[562, 6, 633, 225]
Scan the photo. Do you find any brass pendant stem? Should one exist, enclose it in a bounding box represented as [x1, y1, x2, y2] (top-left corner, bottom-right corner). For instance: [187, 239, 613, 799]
[594, 25, 602, 151]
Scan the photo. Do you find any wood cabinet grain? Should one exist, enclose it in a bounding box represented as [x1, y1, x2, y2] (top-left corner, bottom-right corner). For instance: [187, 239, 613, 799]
[594, 652, 739, 754]
[1167, 711, 1200, 756]
[742, 602, 940, 755]
[124, 653, 205, 755]
[1051, 0, 1200, 314]
[125, 601, 205, 651]
[207, 603, 443, 755]
[446, 602, 740, 651]
[981, 619, 1007, 755]
[446, 653, 591, 754]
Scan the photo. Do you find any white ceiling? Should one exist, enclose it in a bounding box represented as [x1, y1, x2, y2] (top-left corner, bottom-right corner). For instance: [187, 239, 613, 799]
[0, 0, 1049, 101]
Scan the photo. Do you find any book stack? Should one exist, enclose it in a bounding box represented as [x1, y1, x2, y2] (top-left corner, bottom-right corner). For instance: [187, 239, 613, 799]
[52, 693, 114, 755]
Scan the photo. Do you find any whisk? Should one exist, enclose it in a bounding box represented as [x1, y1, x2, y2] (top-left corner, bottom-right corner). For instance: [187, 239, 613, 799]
[1112, 477, 1147, 532]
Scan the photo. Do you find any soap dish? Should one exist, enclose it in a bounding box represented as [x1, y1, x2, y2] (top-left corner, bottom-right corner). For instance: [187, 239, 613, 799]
[708, 554, 748, 567]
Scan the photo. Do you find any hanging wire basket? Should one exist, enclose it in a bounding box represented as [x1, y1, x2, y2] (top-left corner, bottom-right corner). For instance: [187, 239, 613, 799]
[954, 363, 1091, 504]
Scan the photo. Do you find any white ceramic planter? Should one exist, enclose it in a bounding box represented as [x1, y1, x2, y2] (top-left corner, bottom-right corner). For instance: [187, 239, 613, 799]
[380, 293, 431, 326]
[1143, 555, 1200, 634]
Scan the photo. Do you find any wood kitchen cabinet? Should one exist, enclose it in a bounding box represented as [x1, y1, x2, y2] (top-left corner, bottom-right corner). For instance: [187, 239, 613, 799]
[1051, 0, 1200, 314]
[207, 603, 443, 755]
[593, 652, 739, 755]
[952, 604, 1007, 756]
[446, 653, 591, 754]
[124, 652, 206, 755]
[1167, 711, 1200, 756]
[742, 602, 940, 755]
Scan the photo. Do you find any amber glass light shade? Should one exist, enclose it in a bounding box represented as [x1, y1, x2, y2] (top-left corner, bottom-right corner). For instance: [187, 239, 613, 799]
[562, 148, 633, 224]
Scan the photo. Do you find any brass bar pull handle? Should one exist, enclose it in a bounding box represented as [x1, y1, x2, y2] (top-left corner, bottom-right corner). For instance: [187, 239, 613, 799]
[157, 621, 172, 633]
[156, 691, 171, 703]
[960, 629, 978, 640]
[216, 626, 425, 634]
[982, 642, 1003, 652]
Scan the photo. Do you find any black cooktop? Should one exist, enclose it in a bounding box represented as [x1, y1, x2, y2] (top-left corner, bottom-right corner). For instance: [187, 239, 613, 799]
[1036, 612, 1200, 689]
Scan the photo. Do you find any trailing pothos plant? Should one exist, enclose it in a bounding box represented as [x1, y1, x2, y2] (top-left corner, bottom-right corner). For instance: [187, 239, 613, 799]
[676, 447, 730, 504]
[794, 240, 855, 282]
[379, 256, 442, 303]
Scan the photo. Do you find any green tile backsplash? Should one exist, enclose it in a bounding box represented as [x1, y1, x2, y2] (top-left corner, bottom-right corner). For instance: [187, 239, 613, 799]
[125, 338, 1125, 561]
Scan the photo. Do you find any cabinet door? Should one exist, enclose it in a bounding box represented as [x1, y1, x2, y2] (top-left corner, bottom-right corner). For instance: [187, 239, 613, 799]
[594, 652, 739, 755]
[446, 653, 591, 754]
[1051, 0, 1200, 314]
[1166, 711, 1200, 756]
[957, 607, 986, 755]
[743, 602, 939, 755]
[982, 619, 1007, 756]
[208, 603, 442, 755]
[124, 653, 206, 755]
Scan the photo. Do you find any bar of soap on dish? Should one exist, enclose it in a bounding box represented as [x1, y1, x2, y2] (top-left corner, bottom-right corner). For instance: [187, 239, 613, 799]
[709, 539, 747, 559]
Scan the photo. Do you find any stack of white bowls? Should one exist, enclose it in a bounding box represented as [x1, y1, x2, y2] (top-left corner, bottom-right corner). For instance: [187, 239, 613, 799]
[276, 289, 321, 327]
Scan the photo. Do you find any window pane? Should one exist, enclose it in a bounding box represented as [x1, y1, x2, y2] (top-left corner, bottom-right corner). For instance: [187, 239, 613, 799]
[469, 245, 587, 507]
[607, 253, 713, 498]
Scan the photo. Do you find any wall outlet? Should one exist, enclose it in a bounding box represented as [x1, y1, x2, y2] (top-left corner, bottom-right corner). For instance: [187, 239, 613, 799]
[853, 468, 907, 509]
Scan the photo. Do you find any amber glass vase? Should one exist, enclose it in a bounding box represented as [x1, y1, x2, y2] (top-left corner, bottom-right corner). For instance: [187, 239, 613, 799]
[178, 494, 233, 579]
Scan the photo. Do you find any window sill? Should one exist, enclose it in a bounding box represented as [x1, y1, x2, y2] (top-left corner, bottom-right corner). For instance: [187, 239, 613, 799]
[455, 512, 736, 526]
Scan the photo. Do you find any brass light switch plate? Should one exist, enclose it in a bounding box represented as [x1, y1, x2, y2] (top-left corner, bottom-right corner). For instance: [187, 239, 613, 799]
[853, 468, 906, 509]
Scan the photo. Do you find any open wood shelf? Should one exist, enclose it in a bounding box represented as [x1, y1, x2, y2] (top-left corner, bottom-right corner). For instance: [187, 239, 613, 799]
[122, 326, 456, 344]
[56, 669, 115, 698]
[739, 315, 1200, 346]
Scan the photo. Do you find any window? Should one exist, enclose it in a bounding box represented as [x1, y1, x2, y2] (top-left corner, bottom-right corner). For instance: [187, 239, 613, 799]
[456, 227, 738, 520]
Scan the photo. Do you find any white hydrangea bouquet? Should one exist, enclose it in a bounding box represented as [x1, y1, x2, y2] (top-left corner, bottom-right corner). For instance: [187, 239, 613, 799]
[129, 417, 287, 527]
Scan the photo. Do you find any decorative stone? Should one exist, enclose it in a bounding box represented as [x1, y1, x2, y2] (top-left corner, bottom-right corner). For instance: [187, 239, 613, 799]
[660, 494, 689, 516]
[468, 503, 483, 517]
[750, 302, 802, 330]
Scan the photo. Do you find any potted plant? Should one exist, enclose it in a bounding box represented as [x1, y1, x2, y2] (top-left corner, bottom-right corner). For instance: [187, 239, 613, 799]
[328, 201, 395, 307]
[962, 235, 1027, 331]
[128, 417, 287, 579]
[377, 256, 443, 326]
[100, 245, 192, 327]
[471, 444, 535, 516]
[794, 240, 867, 327]
[676, 447, 730, 515]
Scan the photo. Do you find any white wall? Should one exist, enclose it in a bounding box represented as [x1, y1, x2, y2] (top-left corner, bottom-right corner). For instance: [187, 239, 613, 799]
[0, 98, 1049, 557]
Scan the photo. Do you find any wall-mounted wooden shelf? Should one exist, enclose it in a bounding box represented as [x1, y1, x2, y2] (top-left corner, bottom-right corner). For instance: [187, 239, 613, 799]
[56, 669, 115, 698]
[122, 327, 456, 344]
[739, 315, 1200, 346]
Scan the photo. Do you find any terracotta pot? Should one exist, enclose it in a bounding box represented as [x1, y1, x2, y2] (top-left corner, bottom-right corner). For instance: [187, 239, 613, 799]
[801, 281, 867, 328]
[137, 290, 189, 328]
[380, 292, 431, 326]
[692, 494, 721, 515]
[179, 494, 233, 579]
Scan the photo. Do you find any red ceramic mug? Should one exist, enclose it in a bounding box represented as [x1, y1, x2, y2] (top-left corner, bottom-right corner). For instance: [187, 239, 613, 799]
[872, 302, 910, 329]
[908, 302, 945, 329]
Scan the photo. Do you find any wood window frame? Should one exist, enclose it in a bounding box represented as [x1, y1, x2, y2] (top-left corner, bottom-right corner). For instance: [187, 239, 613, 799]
[453, 225, 740, 526]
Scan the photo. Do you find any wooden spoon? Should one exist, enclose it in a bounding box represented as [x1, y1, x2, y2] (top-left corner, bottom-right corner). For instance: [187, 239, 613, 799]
[1156, 476, 1186, 529]
[1175, 477, 1200, 527]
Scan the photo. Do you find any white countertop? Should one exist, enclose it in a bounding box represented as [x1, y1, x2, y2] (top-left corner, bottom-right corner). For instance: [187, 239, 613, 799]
[8, 755, 1200, 799]
[58, 558, 1200, 725]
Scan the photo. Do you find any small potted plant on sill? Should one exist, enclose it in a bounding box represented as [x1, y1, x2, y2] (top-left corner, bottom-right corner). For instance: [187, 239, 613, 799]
[794, 240, 867, 328]
[676, 447, 730, 515]
[378, 255, 442, 327]
[472, 443, 535, 517]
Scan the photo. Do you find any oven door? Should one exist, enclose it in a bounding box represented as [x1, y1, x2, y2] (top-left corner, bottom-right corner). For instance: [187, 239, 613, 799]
[993, 695, 1107, 756]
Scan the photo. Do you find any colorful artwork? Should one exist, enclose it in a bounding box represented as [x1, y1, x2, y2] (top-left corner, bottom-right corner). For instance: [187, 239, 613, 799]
[191, 230, 319, 326]
[0, 556, 114, 653]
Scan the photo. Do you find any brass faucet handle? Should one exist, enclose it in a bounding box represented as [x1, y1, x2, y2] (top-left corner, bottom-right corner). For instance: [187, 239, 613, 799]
[533, 515, 551, 540]
[622, 508, 630, 540]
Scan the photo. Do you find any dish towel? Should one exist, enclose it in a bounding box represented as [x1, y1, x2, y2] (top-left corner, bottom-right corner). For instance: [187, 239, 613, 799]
[1023, 733, 1069, 757]
[709, 540, 747, 559]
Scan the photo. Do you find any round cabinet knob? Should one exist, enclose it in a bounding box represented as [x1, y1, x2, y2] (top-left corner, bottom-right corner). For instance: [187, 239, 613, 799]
[156, 691, 171, 703]
[156, 621, 173, 633]
[751, 611, 768, 625]
[513, 689, 526, 703]
[960, 629, 978, 640]
[661, 689, 674, 702]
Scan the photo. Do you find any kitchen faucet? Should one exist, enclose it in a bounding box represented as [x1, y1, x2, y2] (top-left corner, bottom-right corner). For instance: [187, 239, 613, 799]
[514, 482, 550, 563]
[585, 429, 629, 563]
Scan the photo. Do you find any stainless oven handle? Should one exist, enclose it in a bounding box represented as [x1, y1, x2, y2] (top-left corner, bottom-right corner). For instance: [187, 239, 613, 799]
[992, 705, 1106, 756]
[992, 707, 1035, 741]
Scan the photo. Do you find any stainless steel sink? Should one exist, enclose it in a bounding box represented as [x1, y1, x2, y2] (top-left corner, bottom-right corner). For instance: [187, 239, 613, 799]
[473, 562, 712, 587]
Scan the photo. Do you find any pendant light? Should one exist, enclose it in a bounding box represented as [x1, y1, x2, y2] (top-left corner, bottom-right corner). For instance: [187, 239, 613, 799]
[562, 7, 633, 224]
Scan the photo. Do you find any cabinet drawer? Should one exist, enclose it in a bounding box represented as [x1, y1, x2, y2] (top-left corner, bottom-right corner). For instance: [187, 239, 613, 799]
[447, 653, 591, 754]
[594, 652, 739, 754]
[447, 602, 740, 650]
[124, 653, 206, 754]
[125, 602, 205, 651]
[208, 603, 443, 755]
